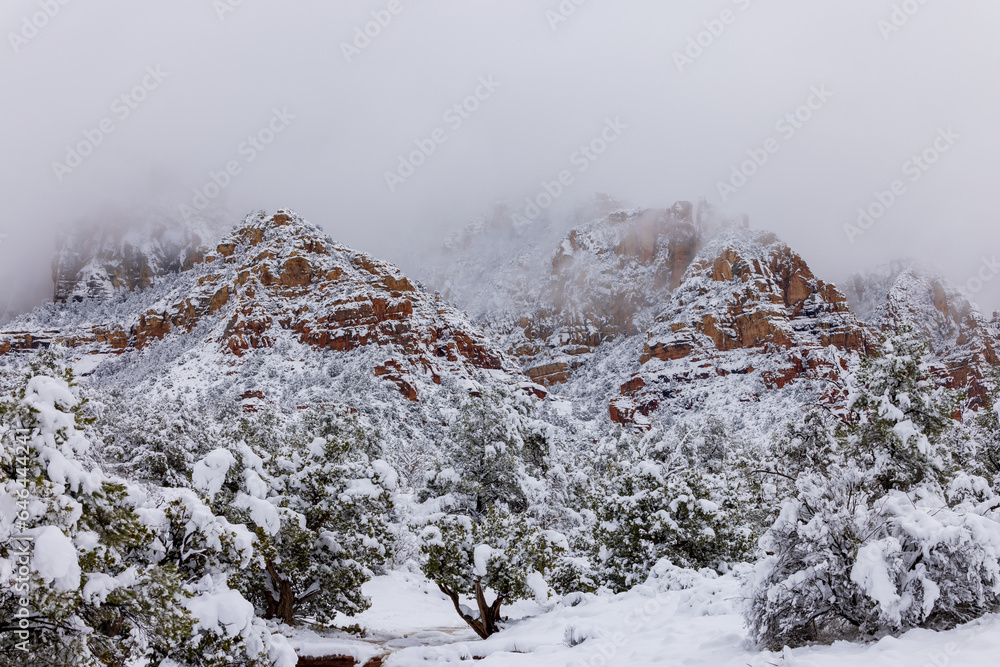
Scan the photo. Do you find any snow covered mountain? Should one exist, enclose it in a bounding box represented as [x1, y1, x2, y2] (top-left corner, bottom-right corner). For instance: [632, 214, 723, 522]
[4, 203, 1000, 666]
[608, 225, 870, 428]
[417, 199, 1000, 433]
[51, 213, 219, 304]
[420, 198, 733, 387]
[4, 203, 997, 438]
[1, 210, 537, 450]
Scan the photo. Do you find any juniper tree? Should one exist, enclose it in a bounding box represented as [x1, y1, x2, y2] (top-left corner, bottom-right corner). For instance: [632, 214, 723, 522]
[592, 451, 751, 592]
[418, 389, 574, 638]
[844, 326, 961, 492]
[194, 407, 396, 627]
[745, 329, 1000, 649]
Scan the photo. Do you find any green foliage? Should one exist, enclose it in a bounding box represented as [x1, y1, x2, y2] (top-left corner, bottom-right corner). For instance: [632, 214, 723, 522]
[237, 407, 396, 625]
[95, 393, 210, 487]
[593, 461, 751, 592]
[423, 389, 540, 516]
[0, 354, 291, 666]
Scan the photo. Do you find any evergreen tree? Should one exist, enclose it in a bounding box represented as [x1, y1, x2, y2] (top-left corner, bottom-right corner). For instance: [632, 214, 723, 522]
[844, 327, 960, 492]
[592, 429, 752, 592]
[192, 407, 396, 627]
[0, 355, 265, 665]
[418, 389, 574, 638]
[0, 352, 295, 666]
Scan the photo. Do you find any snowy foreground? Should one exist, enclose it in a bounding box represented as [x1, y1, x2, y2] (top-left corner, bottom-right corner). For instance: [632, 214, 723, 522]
[286, 568, 1000, 666]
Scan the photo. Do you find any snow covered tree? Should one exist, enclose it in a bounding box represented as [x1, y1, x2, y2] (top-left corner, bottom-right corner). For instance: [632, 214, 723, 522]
[199, 407, 397, 627]
[745, 329, 1000, 648]
[422, 389, 539, 517]
[844, 327, 961, 492]
[746, 462, 1000, 648]
[95, 392, 213, 487]
[593, 457, 751, 592]
[418, 389, 573, 638]
[420, 506, 565, 639]
[966, 369, 1000, 489]
[0, 353, 295, 667]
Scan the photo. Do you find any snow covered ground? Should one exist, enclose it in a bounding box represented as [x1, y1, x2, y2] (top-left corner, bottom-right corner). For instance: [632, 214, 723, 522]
[285, 567, 1000, 666]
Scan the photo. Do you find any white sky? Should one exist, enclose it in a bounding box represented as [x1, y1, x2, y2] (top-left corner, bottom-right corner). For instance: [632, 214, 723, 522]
[2, 0, 1000, 314]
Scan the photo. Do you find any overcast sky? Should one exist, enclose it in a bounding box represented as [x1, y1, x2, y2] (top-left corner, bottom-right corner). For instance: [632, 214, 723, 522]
[2, 0, 1000, 315]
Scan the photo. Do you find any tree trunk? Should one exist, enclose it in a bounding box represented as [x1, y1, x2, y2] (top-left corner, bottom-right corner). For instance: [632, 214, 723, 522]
[264, 560, 297, 626]
[437, 580, 504, 639]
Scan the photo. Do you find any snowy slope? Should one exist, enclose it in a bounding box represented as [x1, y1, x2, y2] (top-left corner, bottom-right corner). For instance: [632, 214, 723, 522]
[299, 567, 1000, 666]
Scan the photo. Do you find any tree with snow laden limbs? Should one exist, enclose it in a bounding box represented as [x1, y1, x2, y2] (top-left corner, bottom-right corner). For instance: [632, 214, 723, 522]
[417, 389, 577, 639]
[0, 352, 296, 667]
[745, 328, 1000, 648]
[191, 406, 396, 628]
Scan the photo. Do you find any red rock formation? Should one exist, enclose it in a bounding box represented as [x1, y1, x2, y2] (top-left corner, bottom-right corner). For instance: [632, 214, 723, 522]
[2, 210, 527, 406]
[612, 229, 871, 426]
[843, 262, 1000, 407]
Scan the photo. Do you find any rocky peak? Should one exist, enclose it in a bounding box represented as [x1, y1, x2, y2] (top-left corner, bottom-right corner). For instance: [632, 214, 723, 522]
[610, 227, 870, 426]
[52, 214, 214, 303]
[844, 261, 1000, 404]
[422, 199, 741, 386]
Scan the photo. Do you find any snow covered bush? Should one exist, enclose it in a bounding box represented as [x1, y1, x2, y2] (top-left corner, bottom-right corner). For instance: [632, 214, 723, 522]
[745, 330, 1000, 648]
[95, 392, 215, 487]
[966, 370, 1000, 490]
[747, 464, 1000, 647]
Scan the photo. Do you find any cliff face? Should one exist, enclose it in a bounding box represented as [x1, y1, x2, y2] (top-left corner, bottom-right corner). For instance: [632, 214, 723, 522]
[2, 211, 530, 411]
[418, 200, 1000, 431]
[607, 228, 870, 426]
[518, 203, 707, 385]
[844, 261, 1000, 405]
